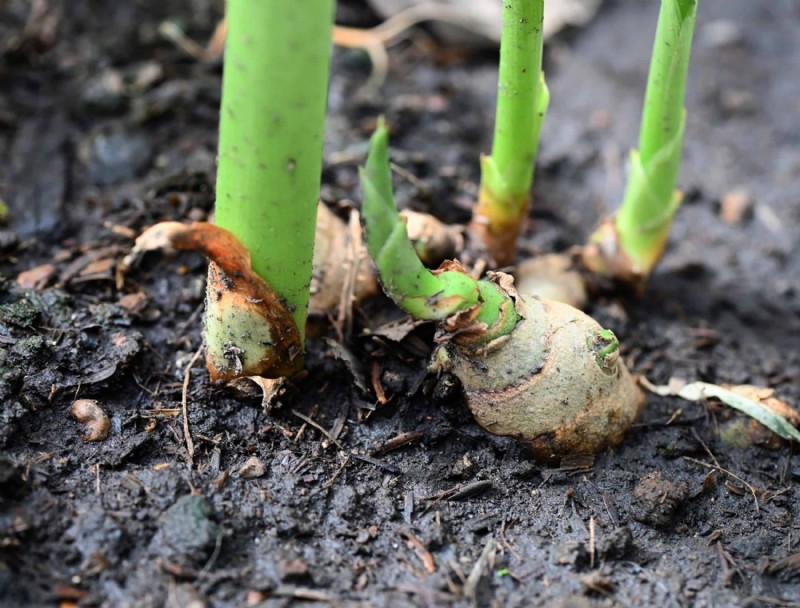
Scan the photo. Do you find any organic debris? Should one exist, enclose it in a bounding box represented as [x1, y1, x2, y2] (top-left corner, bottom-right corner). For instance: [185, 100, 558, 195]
[641, 378, 800, 444]
[71, 399, 111, 442]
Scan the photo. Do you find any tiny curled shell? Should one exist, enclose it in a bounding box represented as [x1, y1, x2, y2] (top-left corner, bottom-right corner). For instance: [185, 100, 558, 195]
[71, 399, 111, 442]
[441, 294, 643, 461]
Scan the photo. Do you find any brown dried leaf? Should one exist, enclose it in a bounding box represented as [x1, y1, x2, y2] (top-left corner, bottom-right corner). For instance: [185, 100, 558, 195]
[228, 376, 287, 412]
[17, 263, 56, 289]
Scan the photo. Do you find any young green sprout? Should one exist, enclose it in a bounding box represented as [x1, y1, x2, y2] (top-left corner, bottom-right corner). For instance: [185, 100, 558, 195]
[361, 121, 642, 460]
[471, 0, 549, 267]
[583, 0, 698, 287]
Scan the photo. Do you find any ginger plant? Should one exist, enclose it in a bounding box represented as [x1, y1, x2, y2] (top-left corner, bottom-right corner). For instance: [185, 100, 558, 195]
[361, 121, 642, 460]
[470, 0, 549, 267]
[125, 0, 335, 380]
[582, 0, 698, 287]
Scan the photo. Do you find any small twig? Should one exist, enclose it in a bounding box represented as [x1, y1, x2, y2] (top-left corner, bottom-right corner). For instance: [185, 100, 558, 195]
[691, 427, 722, 470]
[349, 451, 402, 474]
[181, 347, 203, 468]
[199, 528, 224, 577]
[291, 410, 402, 474]
[294, 404, 317, 444]
[375, 431, 424, 455]
[370, 359, 389, 405]
[683, 456, 760, 512]
[390, 161, 428, 191]
[271, 585, 336, 602]
[499, 517, 522, 564]
[322, 454, 351, 489]
[602, 492, 620, 528]
[464, 538, 496, 608]
[401, 529, 436, 574]
[421, 480, 493, 509]
[292, 409, 344, 449]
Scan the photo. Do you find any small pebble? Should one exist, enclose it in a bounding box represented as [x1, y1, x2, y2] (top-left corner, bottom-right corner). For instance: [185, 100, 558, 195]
[719, 189, 753, 224]
[71, 399, 111, 442]
[238, 456, 266, 479]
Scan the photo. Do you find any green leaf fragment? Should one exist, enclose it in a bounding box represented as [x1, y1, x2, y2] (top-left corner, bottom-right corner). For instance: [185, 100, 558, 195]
[643, 379, 800, 443]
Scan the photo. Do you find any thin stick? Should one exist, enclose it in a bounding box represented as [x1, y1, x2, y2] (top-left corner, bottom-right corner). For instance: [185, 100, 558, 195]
[182, 346, 203, 468]
[683, 456, 759, 512]
[292, 410, 402, 474]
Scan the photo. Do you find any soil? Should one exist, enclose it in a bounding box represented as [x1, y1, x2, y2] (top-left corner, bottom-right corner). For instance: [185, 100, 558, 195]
[2, 1, 800, 607]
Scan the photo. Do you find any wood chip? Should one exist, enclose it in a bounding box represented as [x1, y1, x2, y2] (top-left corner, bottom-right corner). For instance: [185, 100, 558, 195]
[238, 456, 266, 479]
[720, 189, 753, 224]
[16, 263, 56, 289]
[401, 529, 436, 574]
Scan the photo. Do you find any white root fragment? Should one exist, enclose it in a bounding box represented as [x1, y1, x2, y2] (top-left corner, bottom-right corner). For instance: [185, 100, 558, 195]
[71, 399, 111, 442]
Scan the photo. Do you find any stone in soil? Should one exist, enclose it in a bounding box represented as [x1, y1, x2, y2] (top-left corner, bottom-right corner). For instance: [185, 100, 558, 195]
[149, 495, 219, 567]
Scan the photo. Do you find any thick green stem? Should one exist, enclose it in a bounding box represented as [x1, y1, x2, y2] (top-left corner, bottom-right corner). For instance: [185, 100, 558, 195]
[361, 120, 519, 340]
[473, 0, 548, 266]
[615, 0, 697, 274]
[215, 0, 334, 341]
[488, 0, 546, 199]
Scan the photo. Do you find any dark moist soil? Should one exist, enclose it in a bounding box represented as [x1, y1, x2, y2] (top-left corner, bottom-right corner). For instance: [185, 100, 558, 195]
[2, 1, 800, 607]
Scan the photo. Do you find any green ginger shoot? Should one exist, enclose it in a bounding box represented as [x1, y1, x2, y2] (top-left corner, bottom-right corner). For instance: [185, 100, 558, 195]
[360, 119, 519, 341]
[584, 0, 698, 285]
[471, 0, 549, 267]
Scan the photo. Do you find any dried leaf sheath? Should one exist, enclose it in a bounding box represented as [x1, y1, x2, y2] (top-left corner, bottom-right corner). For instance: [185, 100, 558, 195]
[123, 222, 302, 380]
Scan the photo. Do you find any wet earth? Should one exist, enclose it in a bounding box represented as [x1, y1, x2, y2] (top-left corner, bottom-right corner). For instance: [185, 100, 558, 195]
[1, 1, 800, 606]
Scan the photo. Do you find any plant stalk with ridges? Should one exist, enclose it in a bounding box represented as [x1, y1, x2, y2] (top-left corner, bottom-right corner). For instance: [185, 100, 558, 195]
[215, 0, 334, 341]
[471, 0, 549, 267]
[192, 0, 334, 379]
[583, 0, 698, 285]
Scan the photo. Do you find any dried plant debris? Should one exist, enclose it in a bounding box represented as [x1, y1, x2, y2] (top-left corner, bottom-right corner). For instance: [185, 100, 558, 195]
[310, 204, 378, 321]
[366, 0, 602, 46]
[642, 378, 800, 445]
